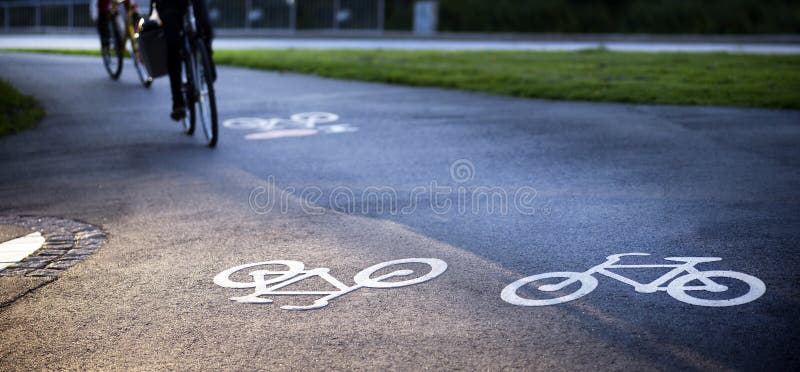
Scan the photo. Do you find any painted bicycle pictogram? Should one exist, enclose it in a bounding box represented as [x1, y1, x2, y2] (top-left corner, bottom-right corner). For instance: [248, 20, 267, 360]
[214, 258, 447, 310]
[501, 253, 766, 307]
[223, 112, 358, 140]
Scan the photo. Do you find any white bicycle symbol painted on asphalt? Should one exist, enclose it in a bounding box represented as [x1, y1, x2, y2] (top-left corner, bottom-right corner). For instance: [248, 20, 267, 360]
[223, 112, 358, 140]
[501, 253, 766, 307]
[214, 258, 447, 310]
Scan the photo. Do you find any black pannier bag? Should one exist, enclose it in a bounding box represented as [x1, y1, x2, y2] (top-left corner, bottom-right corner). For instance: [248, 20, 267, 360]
[137, 21, 168, 78]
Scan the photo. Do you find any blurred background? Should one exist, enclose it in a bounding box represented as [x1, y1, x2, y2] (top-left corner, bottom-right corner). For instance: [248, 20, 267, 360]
[0, 0, 797, 36]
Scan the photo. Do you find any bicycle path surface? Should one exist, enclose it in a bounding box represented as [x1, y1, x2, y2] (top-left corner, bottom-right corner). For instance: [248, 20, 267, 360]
[2, 34, 800, 54]
[0, 52, 798, 370]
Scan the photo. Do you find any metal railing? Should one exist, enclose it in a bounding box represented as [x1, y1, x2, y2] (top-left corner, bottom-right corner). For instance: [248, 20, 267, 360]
[0, 0, 386, 33]
[1, 0, 93, 31]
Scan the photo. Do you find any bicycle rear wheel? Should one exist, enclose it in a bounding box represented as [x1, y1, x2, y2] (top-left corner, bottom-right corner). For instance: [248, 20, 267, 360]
[353, 258, 448, 288]
[102, 14, 123, 80]
[501, 272, 598, 306]
[192, 41, 218, 148]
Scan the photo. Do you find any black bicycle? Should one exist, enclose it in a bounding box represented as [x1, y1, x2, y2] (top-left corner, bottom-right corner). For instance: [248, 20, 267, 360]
[177, 1, 218, 147]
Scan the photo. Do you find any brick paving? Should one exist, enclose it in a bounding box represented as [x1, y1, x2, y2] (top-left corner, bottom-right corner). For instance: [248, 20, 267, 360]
[0, 216, 106, 278]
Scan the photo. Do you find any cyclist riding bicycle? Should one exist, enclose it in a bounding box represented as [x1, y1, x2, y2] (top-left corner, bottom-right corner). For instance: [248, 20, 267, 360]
[94, 0, 141, 52]
[149, 0, 216, 121]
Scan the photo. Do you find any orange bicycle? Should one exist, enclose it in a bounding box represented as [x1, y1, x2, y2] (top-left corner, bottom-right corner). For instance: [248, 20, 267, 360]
[101, 0, 152, 87]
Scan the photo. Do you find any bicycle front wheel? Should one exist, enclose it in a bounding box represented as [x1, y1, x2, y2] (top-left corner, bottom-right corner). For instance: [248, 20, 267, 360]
[180, 45, 196, 135]
[666, 270, 766, 307]
[102, 15, 123, 80]
[129, 14, 152, 88]
[353, 258, 448, 288]
[192, 41, 218, 148]
[130, 44, 152, 88]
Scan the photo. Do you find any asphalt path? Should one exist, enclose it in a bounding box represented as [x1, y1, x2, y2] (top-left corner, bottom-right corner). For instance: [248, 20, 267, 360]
[0, 52, 798, 370]
[2, 34, 800, 54]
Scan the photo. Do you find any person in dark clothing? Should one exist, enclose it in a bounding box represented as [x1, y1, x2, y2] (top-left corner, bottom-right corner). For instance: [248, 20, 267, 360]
[151, 0, 215, 121]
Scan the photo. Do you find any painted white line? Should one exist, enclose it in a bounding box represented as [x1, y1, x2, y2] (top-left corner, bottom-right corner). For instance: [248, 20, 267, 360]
[245, 129, 318, 140]
[0, 232, 45, 266]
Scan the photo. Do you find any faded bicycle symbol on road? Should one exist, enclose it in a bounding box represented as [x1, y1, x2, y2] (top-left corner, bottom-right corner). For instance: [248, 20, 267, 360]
[502, 253, 766, 307]
[214, 258, 447, 310]
[223, 112, 358, 140]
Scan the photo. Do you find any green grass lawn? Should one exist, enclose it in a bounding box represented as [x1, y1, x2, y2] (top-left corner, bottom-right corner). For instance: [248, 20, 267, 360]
[0, 79, 45, 137]
[5, 48, 800, 109]
[215, 49, 800, 109]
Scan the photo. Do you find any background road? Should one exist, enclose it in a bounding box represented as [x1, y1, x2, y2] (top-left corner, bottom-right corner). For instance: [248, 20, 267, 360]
[0, 52, 799, 370]
[2, 34, 800, 54]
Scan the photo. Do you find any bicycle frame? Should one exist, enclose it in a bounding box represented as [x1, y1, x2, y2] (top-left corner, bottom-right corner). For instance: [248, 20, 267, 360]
[548, 253, 728, 293]
[183, 1, 202, 43]
[109, 0, 134, 43]
[231, 267, 411, 310]
[179, 0, 214, 72]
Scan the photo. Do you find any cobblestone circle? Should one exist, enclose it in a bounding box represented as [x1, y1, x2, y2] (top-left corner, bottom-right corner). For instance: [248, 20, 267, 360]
[0, 216, 107, 277]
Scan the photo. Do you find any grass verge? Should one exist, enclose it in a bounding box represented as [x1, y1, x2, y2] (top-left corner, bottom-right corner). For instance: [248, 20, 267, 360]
[215, 49, 800, 109]
[0, 79, 45, 137]
[4, 48, 800, 109]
